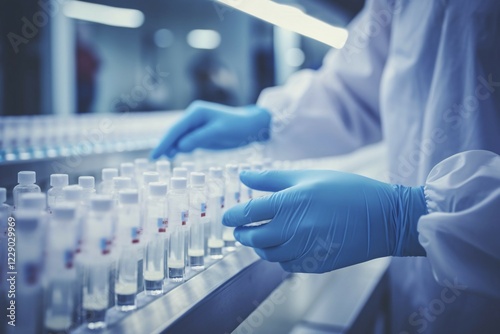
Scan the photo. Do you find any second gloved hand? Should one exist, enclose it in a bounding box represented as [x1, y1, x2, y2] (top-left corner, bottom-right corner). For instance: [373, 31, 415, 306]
[151, 100, 271, 159]
[223, 170, 428, 272]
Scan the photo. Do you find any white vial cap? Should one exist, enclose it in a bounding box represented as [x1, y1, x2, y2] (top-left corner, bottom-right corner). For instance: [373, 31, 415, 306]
[79, 176, 95, 189]
[52, 203, 76, 220]
[19, 193, 46, 211]
[173, 167, 188, 178]
[113, 177, 131, 190]
[149, 182, 167, 197]
[251, 161, 263, 171]
[102, 168, 118, 181]
[119, 190, 139, 204]
[14, 211, 39, 231]
[263, 158, 273, 169]
[171, 177, 187, 190]
[190, 172, 205, 186]
[120, 163, 135, 177]
[209, 167, 223, 179]
[225, 164, 239, 176]
[135, 158, 149, 170]
[50, 174, 69, 188]
[18, 171, 36, 185]
[181, 162, 195, 173]
[90, 195, 113, 211]
[239, 163, 251, 171]
[63, 185, 83, 202]
[156, 161, 171, 173]
[143, 172, 160, 185]
[0, 188, 6, 203]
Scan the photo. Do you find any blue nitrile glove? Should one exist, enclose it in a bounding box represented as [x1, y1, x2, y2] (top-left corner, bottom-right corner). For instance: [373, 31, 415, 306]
[150, 100, 271, 159]
[223, 170, 428, 273]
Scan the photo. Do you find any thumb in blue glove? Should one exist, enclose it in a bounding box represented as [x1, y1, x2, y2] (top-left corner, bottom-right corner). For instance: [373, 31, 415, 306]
[223, 170, 428, 273]
[150, 100, 271, 159]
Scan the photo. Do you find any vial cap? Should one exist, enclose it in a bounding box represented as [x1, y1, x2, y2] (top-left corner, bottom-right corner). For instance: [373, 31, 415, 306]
[209, 167, 223, 179]
[78, 176, 95, 189]
[190, 172, 205, 186]
[119, 190, 139, 204]
[171, 177, 187, 190]
[263, 158, 273, 170]
[50, 174, 69, 188]
[239, 163, 251, 171]
[173, 167, 188, 178]
[143, 172, 159, 185]
[19, 193, 46, 211]
[0, 188, 6, 203]
[102, 168, 118, 181]
[52, 203, 76, 220]
[225, 164, 239, 176]
[251, 161, 263, 171]
[113, 177, 132, 190]
[181, 162, 195, 172]
[156, 161, 171, 173]
[90, 195, 113, 211]
[14, 211, 39, 231]
[18, 171, 36, 185]
[135, 158, 149, 170]
[63, 185, 83, 202]
[149, 182, 167, 197]
[120, 163, 134, 177]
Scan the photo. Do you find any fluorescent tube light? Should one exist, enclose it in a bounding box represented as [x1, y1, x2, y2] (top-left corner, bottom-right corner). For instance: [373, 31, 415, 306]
[216, 0, 348, 49]
[63, 1, 145, 28]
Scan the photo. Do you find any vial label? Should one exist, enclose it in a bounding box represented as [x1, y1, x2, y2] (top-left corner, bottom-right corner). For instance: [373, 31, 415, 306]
[64, 249, 74, 269]
[201, 203, 207, 217]
[23, 262, 41, 286]
[157, 217, 167, 232]
[247, 188, 253, 199]
[131, 227, 139, 244]
[234, 192, 241, 203]
[181, 211, 189, 226]
[220, 196, 225, 209]
[100, 237, 110, 255]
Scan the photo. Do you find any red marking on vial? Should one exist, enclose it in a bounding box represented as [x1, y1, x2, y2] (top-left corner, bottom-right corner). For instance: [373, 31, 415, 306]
[159, 228, 166, 233]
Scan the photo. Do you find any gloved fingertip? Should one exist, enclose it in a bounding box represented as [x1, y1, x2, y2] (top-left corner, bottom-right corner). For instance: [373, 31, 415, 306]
[150, 150, 160, 160]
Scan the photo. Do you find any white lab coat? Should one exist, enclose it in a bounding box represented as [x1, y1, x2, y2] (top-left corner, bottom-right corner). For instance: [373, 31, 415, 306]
[257, 0, 500, 332]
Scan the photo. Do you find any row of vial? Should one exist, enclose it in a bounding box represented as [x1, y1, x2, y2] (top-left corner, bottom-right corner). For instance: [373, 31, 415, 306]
[0, 158, 266, 333]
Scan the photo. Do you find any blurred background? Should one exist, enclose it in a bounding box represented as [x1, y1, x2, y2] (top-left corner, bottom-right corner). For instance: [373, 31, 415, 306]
[0, 0, 364, 116]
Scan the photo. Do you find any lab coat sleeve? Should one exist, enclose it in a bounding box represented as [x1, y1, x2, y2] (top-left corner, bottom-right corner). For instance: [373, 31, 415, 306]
[257, 0, 393, 160]
[419, 150, 500, 298]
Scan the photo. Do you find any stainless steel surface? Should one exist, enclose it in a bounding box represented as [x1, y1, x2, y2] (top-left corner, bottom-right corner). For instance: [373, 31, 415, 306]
[101, 246, 261, 334]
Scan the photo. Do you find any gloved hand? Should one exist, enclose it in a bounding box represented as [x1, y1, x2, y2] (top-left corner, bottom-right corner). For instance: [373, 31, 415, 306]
[223, 170, 428, 273]
[151, 100, 271, 159]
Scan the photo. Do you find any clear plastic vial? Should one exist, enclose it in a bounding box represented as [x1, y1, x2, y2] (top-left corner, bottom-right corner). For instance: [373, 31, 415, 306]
[167, 177, 188, 282]
[79, 176, 96, 208]
[156, 161, 171, 183]
[112, 177, 132, 205]
[62, 185, 85, 254]
[47, 174, 69, 213]
[134, 158, 150, 185]
[81, 196, 115, 330]
[0, 188, 12, 297]
[239, 163, 253, 203]
[207, 168, 225, 259]
[98, 168, 118, 195]
[44, 204, 78, 334]
[13, 171, 41, 210]
[118, 190, 142, 298]
[120, 163, 136, 187]
[12, 210, 45, 334]
[188, 173, 207, 270]
[223, 164, 240, 251]
[143, 182, 168, 295]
